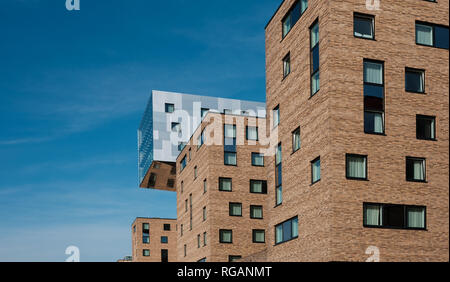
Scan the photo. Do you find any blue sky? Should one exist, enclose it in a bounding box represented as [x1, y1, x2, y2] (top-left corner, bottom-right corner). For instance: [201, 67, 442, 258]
[0, 0, 278, 261]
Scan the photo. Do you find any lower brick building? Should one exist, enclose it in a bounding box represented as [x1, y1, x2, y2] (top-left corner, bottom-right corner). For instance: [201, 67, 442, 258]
[176, 112, 269, 262]
[131, 217, 177, 262]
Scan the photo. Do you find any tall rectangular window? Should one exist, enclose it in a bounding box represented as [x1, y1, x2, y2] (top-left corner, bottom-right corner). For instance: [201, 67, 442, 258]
[406, 157, 426, 182]
[229, 203, 242, 217]
[194, 166, 198, 179]
[201, 108, 209, 118]
[189, 193, 193, 230]
[364, 60, 385, 134]
[219, 177, 232, 192]
[364, 203, 426, 230]
[250, 205, 263, 219]
[310, 20, 320, 96]
[165, 103, 175, 113]
[219, 230, 233, 243]
[346, 154, 367, 180]
[250, 180, 268, 194]
[246, 126, 258, 141]
[197, 129, 205, 149]
[311, 157, 321, 184]
[405, 68, 425, 93]
[283, 53, 291, 78]
[251, 153, 264, 167]
[273, 105, 280, 128]
[224, 124, 237, 166]
[161, 236, 168, 244]
[416, 22, 449, 49]
[275, 143, 282, 206]
[252, 230, 265, 243]
[143, 249, 150, 257]
[282, 0, 308, 38]
[203, 207, 207, 221]
[354, 13, 375, 39]
[292, 127, 301, 152]
[142, 223, 150, 244]
[417, 115, 436, 140]
[180, 156, 187, 172]
[161, 249, 168, 262]
[275, 217, 299, 244]
[203, 232, 207, 246]
[197, 234, 201, 248]
[203, 179, 207, 194]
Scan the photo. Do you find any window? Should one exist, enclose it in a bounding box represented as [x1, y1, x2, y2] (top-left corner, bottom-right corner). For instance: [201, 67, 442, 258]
[183, 244, 187, 257]
[311, 157, 321, 184]
[194, 166, 198, 179]
[416, 22, 449, 49]
[219, 230, 233, 243]
[250, 180, 267, 194]
[201, 108, 209, 118]
[252, 230, 265, 243]
[275, 143, 282, 206]
[180, 181, 184, 193]
[143, 249, 150, 257]
[229, 203, 242, 217]
[149, 173, 157, 187]
[181, 224, 183, 237]
[167, 178, 175, 188]
[246, 126, 258, 141]
[165, 103, 175, 113]
[142, 223, 150, 244]
[363, 203, 426, 230]
[189, 194, 193, 230]
[224, 124, 237, 165]
[180, 156, 187, 172]
[292, 127, 301, 152]
[354, 13, 374, 39]
[275, 217, 299, 244]
[346, 154, 367, 180]
[219, 177, 232, 192]
[228, 255, 242, 262]
[406, 157, 426, 182]
[417, 115, 436, 140]
[185, 199, 188, 212]
[203, 207, 207, 221]
[273, 105, 280, 128]
[161, 236, 168, 244]
[203, 232, 207, 246]
[197, 129, 205, 149]
[171, 122, 181, 132]
[161, 249, 168, 263]
[282, 0, 308, 38]
[310, 20, 320, 96]
[203, 179, 207, 194]
[163, 224, 171, 231]
[133, 225, 136, 233]
[197, 234, 201, 248]
[364, 60, 385, 134]
[198, 258, 207, 262]
[405, 68, 425, 93]
[251, 153, 264, 167]
[250, 205, 263, 219]
[283, 53, 291, 78]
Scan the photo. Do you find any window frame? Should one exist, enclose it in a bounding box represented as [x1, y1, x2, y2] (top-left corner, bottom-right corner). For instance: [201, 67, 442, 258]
[345, 154, 368, 181]
[250, 205, 264, 219]
[229, 202, 243, 217]
[165, 103, 175, 113]
[283, 52, 291, 79]
[219, 177, 233, 192]
[405, 67, 426, 94]
[363, 202, 427, 230]
[363, 59, 386, 135]
[292, 127, 301, 153]
[274, 216, 299, 245]
[251, 152, 265, 167]
[353, 12, 375, 40]
[406, 157, 427, 183]
[415, 21, 449, 49]
[250, 179, 268, 194]
[311, 156, 321, 185]
[416, 115, 437, 141]
[310, 18, 320, 97]
[252, 229, 266, 244]
[219, 229, 233, 244]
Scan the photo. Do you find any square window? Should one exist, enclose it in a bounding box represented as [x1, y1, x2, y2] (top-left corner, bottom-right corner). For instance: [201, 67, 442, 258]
[143, 249, 150, 257]
[250, 206, 263, 219]
[219, 230, 233, 243]
[364, 204, 382, 227]
[406, 157, 426, 182]
[163, 224, 171, 231]
[251, 153, 264, 167]
[161, 236, 168, 244]
[171, 122, 181, 132]
[354, 13, 374, 39]
[246, 126, 258, 141]
[416, 23, 433, 46]
[364, 111, 384, 134]
[229, 203, 242, 216]
[224, 152, 237, 166]
[346, 154, 367, 180]
[165, 103, 175, 113]
[311, 157, 321, 184]
[417, 115, 436, 140]
[405, 68, 425, 93]
[219, 178, 232, 192]
[407, 206, 426, 229]
[252, 230, 265, 243]
[250, 180, 267, 194]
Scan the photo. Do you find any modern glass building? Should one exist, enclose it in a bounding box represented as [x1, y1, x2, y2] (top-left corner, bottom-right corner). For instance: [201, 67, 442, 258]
[138, 90, 266, 190]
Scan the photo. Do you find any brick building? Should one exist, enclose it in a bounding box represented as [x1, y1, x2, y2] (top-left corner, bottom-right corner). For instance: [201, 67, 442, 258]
[260, 0, 449, 262]
[131, 217, 177, 262]
[176, 112, 269, 262]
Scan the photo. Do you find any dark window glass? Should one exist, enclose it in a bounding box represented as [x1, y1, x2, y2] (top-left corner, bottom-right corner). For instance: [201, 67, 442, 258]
[252, 230, 265, 243]
[250, 180, 267, 194]
[219, 230, 233, 243]
[161, 249, 168, 262]
[405, 69, 425, 93]
[417, 115, 436, 140]
[384, 205, 405, 228]
[435, 26, 449, 49]
[163, 224, 171, 231]
[251, 153, 264, 167]
[165, 103, 175, 113]
[229, 203, 242, 216]
[275, 217, 299, 244]
[161, 236, 168, 244]
[406, 157, 426, 182]
[354, 14, 374, 39]
[219, 178, 232, 191]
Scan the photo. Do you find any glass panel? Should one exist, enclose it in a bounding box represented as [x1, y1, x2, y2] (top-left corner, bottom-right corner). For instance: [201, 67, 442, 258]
[311, 22, 319, 48]
[293, 129, 301, 151]
[364, 84, 384, 98]
[406, 70, 424, 93]
[413, 159, 425, 181]
[252, 153, 264, 166]
[301, 0, 308, 14]
[407, 207, 425, 228]
[221, 231, 232, 242]
[220, 179, 232, 191]
[311, 71, 320, 94]
[275, 225, 283, 244]
[385, 205, 404, 228]
[276, 144, 282, 165]
[276, 186, 282, 206]
[276, 164, 282, 187]
[273, 107, 280, 127]
[435, 26, 449, 49]
[311, 46, 319, 73]
[347, 155, 366, 179]
[364, 112, 384, 134]
[354, 16, 374, 39]
[254, 231, 265, 242]
[292, 217, 299, 238]
[247, 127, 258, 140]
[312, 159, 321, 183]
[282, 221, 292, 242]
[224, 124, 236, 138]
[231, 204, 242, 216]
[224, 152, 237, 165]
[283, 14, 292, 37]
[416, 23, 433, 46]
[252, 207, 263, 218]
[364, 204, 381, 226]
[364, 62, 383, 84]
[251, 181, 263, 193]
